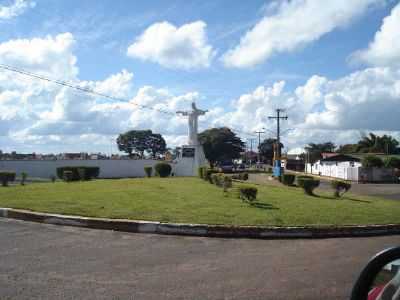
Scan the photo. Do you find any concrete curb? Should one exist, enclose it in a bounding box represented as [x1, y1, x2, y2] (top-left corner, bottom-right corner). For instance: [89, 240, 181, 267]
[1, 207, 400, 239]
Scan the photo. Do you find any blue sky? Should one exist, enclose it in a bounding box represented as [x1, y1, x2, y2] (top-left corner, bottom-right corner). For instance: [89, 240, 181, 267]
[0, 0, 400, 154]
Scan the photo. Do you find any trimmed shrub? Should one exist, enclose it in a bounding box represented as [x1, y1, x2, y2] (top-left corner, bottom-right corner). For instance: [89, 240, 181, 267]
[211, 173, 218, 185]
[210, 173, 232, 190]
[63, 170, 74, 182]
[154, 162, 172, 177]
[362, 155, 384, 168]
[331, 180, 351, 198]
[297, 176, 320, 195]
[0, 171, 16, 187]
[231, 173, 249, 181]
[144, 166, 153, 178]
[56, 166, 100, 181]
[21, 172, 28, 185]
[77, 168, 86, 181]
[210, 173, 224, 187]
[281, 174, 295, 186]
[238, 185, 258, 202]
[204, 168, 219, 183]
[223, 176, 232, 191]
[384, 157, 400, 169]
[198, 167, 208, 179]
[296, 175, 313, 185]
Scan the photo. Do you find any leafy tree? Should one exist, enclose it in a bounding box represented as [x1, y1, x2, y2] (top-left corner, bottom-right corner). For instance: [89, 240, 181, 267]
[198, 127, 244, 167]
[384, 157, 400, 169]
[337, 133, 400, 155]
[357, 133, 399, 154]
[116, 130, 166, 158]
[258, 138, 283, 164]
[304, 142, 336, 163]
[337, 144, 358, 154]
[362, 155, 384, 168]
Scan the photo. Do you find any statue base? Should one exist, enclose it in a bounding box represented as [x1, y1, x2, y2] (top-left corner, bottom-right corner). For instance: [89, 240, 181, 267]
[174, 144, 208, 176]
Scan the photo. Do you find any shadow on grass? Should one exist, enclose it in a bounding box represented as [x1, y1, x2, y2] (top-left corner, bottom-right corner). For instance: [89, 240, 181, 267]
[249, 201, 279, 210]
[342, 197, 372, 204]
[312, 193, 372, 204]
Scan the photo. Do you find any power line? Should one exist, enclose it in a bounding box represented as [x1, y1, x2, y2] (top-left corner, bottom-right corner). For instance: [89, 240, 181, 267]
[0, 63, 258, 139]
[0, 63, 176, 116]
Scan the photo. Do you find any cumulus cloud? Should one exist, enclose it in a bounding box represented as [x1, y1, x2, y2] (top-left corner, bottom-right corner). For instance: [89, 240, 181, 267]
[350, 2, 400, 67]
[0, 33, 201, 152]
[0, 0, 35, 20]
[222, 0, 382, 68]
[0, 32, 78, 79]
[127, 21, 215, 70]
[215, 66, 400, 151]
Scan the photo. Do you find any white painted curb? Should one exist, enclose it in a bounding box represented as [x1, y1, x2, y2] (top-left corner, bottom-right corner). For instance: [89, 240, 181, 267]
[1, 207, 400, 239]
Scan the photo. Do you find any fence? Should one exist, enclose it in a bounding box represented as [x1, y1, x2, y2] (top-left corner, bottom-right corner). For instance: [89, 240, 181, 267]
[305, 163, 395, 182]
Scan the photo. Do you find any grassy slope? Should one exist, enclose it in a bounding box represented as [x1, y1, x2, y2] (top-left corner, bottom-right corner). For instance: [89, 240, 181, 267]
[0, 178, 399, 226]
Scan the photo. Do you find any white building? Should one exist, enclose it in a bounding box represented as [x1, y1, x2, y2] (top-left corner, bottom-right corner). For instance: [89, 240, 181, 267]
[306, 154, 396, 182]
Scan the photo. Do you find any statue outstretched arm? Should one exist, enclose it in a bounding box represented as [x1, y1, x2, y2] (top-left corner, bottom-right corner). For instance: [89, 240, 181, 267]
[176, 111, 189, 116]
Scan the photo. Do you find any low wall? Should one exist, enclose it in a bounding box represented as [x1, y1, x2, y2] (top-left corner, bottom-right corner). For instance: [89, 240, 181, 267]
[0, 159, 176, 179]
[305, 164, 395, 182]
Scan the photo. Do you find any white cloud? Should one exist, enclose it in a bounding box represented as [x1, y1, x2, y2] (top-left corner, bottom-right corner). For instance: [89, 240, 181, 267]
[216, 65, 400, 150]
[350, 2, 400, 67]
[127, 21, 215, 70]
[0, 32, 201, 152]
[0, 0, 35, 20]
[0, 32, 78, 79]
[222, 0, 383, 68]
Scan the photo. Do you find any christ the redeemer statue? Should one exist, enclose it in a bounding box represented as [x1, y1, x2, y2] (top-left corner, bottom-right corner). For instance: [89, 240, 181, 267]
[177, 102, 208, 146]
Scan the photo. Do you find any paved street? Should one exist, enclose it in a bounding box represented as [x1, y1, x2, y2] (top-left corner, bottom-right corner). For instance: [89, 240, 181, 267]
[1, 219, 400, 299]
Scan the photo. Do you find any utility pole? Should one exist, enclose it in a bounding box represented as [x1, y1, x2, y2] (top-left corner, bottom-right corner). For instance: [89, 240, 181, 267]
[254, 129, 265, 165]
[268, 109, 288, 176]
[248, 138, 256, 167]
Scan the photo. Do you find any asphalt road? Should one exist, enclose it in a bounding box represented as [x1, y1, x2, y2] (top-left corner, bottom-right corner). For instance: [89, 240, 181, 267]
[249, 174, 400, 200]
[1, 219, 400, 299]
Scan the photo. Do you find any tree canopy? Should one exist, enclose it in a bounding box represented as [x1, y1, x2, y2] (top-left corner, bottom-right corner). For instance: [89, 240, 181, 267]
[116, 130, 166, 158]
[258, 138, 283, 164]
[304, 142, 336, 163]
[337, 133, 399, 155]
[198, 127, 244, 167]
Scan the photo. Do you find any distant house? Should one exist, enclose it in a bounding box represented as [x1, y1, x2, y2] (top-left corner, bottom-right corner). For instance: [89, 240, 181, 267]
[306, 154, 398, 182]
[60, 152, 88, 160]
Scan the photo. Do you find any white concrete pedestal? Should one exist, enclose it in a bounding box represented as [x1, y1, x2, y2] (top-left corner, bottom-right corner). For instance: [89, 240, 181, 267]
[174, 144, 208, 176]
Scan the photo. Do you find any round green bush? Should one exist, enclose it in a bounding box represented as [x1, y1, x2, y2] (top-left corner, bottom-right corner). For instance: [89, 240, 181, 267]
[154, 162, 172, 177]
[238, 185, 258, 202]
[63, 170, 74, 182]
[204, 168, 218, 182]
[144, 166, 153, 177]
[21, 172, 28, 185]
[281, 174, 295, 186]
[198, 167, 207, 179]
[331, 180, 351, 198]
[0, 171, 16, 187]
[56, 166, 100, 181]
[362, 155, 384, 168]
[297, 176, 320, 195]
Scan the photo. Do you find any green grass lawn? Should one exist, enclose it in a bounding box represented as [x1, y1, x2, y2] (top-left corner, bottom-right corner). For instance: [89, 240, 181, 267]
[0, 177, 399, 226]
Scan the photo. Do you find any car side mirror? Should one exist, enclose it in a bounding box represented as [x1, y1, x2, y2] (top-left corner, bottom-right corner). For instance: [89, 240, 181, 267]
[351, 247, 400, 300]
